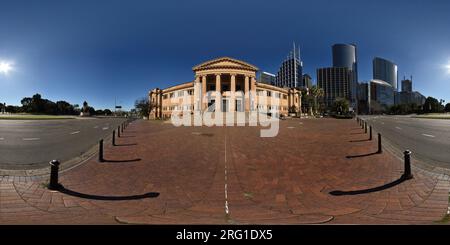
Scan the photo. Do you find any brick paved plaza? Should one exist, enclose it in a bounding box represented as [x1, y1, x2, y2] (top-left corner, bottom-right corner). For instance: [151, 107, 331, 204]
[0, 118, 449, 224]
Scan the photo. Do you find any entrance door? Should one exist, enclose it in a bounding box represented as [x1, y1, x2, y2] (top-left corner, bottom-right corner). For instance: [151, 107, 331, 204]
[236, 99, 242, 112]
[222, 99, 228, 112]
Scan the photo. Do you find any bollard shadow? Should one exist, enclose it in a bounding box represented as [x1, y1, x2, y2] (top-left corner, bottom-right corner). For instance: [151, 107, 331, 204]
[103, 158, 141, 163]
[349, 139, 370, 143]
[114, 143, 138, 147]
[329, 177, 406, 196]
[57, 185, 159, 200]
[119, 135, 136, 138]
[349, 132, 365, 135]
[346, 152, 379, 158]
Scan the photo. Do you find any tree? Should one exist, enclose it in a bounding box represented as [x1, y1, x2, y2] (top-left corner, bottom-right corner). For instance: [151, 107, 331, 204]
[423, 97, 442, 113]
[332, 98, 350, 115]
[309, 85, 324, 115]
[82, 101, 89, 113]
[104, 109, 112, 115]
[135, 97, 150, 118]
[445, 103, 450, 112]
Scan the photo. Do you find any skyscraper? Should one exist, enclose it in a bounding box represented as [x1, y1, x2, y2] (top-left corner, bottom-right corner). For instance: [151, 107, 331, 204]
[332, 44, 358, 109]
[302, 74, 313, 88]
[259, 71, 276, 85]
[317, 67, 352, 108]
[275, 43, 303, 88]
[373, 57, 398, 91]
[401, 77, 412, 93]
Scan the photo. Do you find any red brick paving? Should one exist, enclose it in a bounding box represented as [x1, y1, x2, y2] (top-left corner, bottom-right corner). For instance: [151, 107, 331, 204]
[0, 118, 449, 224]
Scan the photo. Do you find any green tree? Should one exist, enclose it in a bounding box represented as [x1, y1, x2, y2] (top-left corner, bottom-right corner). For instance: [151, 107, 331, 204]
[309, 85, 324, 115]
[445, 103, 450, 112]
[332, 98, 350, 115]
[135, 97, 150, 118]
[423, 97, 442, 113]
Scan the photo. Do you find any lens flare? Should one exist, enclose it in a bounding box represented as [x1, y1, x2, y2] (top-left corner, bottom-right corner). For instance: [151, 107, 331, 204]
[0, 61, 13, 75]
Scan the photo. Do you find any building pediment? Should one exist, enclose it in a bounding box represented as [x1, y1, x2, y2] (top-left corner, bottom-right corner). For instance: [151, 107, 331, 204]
[192, 57, 258, 72]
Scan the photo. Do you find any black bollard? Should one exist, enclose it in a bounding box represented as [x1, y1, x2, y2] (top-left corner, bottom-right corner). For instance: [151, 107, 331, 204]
[361, 120, 364, 129]
[365, 122, 367, 133]
[112, 130, 116, 146]
[377, 133, 382, 153]
[369, 126, 373, 140]
[118, 126, 120, 137]
[48, 160, 61, 190]
[402, 150, 413, 180]
[99, 139, 104, 162]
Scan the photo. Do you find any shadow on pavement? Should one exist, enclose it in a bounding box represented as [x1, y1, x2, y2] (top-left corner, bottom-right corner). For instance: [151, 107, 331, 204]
[346, 152, 379, 158]
[114, 143, 138, 147]
[57, 185, 159, 200]
[349, 139, 370, 143]
[103, 158, 141, 163]
[329, 177, 406, 196]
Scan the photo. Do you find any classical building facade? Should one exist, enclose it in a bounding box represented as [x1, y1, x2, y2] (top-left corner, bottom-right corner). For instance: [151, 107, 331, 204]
[149, 57, 302, 119]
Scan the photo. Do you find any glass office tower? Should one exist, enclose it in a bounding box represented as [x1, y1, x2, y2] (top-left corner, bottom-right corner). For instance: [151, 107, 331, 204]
[373, 57, 398, 91]
[275, 43, 303, 88]
[332, 44, 358, 110]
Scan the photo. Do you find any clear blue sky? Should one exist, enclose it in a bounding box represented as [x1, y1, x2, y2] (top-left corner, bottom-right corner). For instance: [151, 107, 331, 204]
[1, 0, 450, 110]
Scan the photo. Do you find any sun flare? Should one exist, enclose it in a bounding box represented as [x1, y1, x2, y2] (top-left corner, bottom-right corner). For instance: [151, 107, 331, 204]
[0, 61, 13, 75]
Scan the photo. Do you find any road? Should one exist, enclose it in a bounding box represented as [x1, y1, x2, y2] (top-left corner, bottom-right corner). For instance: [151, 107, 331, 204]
[362, 115, 450, 168]
[0, 117, 126, 169]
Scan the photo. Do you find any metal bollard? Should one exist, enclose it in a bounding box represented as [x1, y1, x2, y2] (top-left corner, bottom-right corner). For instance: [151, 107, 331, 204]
[369, 126, 373, 140]
[112, 130, 115, 146]
[402, 150, 413, 180]
[365, 122, 367, 133]
[377, 133, 382, 153]
[49, 160, 61, 190]
[99, 139, 104, 162]
[117, 126, 120, 137]
[361, 120, 364, 129]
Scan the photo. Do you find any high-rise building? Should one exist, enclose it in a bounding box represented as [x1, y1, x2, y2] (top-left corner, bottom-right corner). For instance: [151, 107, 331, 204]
[317, 67, 352, 108]
[370, 79, 395, 113]
[357, 82, 370, 114]
[332, 44, 358, 109]
[275, 43, 303, 88]
[401, 77, 412, 93]
[302, 74, 313, 88]
[373, 57, 398, 90]
[395, 76, 426, 106]
[259, 71, 276, 85]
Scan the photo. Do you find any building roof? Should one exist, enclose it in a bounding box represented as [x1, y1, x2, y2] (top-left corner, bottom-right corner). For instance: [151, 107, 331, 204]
[192, 57, 258, 72]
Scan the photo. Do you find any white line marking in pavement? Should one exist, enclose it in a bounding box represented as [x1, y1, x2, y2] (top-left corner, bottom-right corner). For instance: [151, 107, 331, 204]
[0, 138, 4, 140]
[287, 126, 295, 129]
[395, 126, 402, 130]
[192, 132, 201, 135]
[102, 127, 109, 130]
[93, 126, 99, 129]
[70, 131, 80, 135]
[23, 138, 40, 141]
[422, 134, 435, 138]
[224, 134, 229, 215]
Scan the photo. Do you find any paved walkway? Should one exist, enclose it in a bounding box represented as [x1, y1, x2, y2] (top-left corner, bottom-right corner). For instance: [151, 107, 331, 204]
[1, 118, 449, 224]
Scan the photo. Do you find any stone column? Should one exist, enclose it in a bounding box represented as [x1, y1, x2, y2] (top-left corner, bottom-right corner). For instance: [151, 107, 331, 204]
[215, 74, 221, 112]
[230, 74, 236, 112]
[202, 75, 207, 111]
[250, 76, 256, 111]
[244, 75, 249, 111]
[194, 76, 200, 111]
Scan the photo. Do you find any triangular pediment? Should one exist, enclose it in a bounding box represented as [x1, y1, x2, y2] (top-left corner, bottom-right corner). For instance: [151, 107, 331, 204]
[193, 57, 258, 72]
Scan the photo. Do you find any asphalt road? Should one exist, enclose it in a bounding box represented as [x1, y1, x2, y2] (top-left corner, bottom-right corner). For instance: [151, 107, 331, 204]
[362, 115, 450, 168]
[0, 117, 126, 169]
